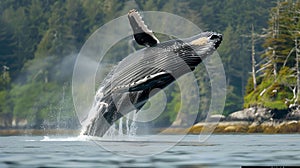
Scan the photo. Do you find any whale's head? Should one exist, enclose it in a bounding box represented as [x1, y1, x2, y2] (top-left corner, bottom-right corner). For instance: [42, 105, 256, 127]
[187, 32, 222, 60]
[171, 32, 222, 70]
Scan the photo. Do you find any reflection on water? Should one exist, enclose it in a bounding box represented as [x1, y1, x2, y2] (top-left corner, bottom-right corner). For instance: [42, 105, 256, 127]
[0, 134, 300, 167]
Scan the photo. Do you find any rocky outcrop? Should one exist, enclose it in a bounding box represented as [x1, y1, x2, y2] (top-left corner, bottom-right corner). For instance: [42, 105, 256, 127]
[188, 107, 300, 134]
[227, 107, 272, 121]
[286, 110, 300, 120]
[206, 114, 225, 122]
[189, 120, 300, 134]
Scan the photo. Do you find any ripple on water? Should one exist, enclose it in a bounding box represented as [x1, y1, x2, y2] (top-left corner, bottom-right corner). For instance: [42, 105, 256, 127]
[23, 145, 41, 149]
[1, 134, 300, 167]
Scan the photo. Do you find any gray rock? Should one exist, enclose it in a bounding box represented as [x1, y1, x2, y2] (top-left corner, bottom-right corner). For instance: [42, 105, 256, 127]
[228, 107, 272, 121]
[206, 114, 225, 122]
[286, 110, 300, 120]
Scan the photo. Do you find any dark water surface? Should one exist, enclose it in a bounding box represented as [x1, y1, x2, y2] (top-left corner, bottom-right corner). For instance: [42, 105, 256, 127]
[0, 134, 299, 168]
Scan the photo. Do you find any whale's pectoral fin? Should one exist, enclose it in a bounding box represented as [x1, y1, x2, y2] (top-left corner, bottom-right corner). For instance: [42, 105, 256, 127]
[128, 9, 159, 47]
[128, 71, 174, 92]
[111, 72, 172, 93]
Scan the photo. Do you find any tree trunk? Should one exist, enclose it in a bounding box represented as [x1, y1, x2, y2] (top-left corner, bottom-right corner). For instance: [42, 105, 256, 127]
[295, 37, 299, 103]
[251, 24, 257, 89]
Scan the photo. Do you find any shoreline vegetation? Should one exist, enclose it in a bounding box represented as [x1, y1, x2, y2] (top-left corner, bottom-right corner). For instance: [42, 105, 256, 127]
[1, 107, 300, 136]
[0, 129, 80, 136]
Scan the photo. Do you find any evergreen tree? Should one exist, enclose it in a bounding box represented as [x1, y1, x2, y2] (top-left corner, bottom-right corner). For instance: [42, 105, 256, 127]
[0, 0, 281, 127]
[0, 67, 13, 127]
[244, 1, 300, 110]
[0, 19, 18, 78]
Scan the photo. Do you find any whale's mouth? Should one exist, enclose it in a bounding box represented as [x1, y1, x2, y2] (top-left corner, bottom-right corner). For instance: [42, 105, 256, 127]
[209, 34, 222, 49]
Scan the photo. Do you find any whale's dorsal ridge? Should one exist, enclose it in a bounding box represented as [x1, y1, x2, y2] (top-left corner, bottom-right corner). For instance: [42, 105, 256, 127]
[128, 9, 159, 47]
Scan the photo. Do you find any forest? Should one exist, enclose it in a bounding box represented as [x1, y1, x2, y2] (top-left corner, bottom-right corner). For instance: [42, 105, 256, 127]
[1, 0, 298, 129]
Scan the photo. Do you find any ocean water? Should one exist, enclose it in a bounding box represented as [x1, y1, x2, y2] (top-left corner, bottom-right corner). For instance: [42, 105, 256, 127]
[0, 134, 299, 168]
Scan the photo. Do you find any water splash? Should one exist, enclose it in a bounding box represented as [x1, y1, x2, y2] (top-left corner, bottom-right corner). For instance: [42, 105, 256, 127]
[102, 112, 139, 139]
[129, 111, 138, 136]
[118, 117, 123, 136]
[104, 123, 116, 137]
[126, 114, 130, 135]
[80, 87, 105, 136]
[80, 80, 140, 138]
[39, 135, 90, 141]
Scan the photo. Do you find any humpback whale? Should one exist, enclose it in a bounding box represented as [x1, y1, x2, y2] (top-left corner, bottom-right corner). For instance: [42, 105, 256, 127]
[82, 9, 222, 137]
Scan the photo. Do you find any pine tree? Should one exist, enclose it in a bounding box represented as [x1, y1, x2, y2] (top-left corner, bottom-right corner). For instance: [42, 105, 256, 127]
[0, 19, 18, 78]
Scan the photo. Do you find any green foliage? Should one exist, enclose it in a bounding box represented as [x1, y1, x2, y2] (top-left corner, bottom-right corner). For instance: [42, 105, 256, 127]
[218, 24, 245, 115]
[244, 67, 295, 110]
[244, 1, 300, 112]
[0, 90, 13, 127]
[10, 82, 75, 128]
[0, 19, 18, 78]
[0, 0, 278, 128]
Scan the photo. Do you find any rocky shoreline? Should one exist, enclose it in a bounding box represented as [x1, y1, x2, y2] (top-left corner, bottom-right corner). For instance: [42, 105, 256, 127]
[1, 107, 300, 135]
[189, 107, 300, 134]
[189, 120, 300, 134]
